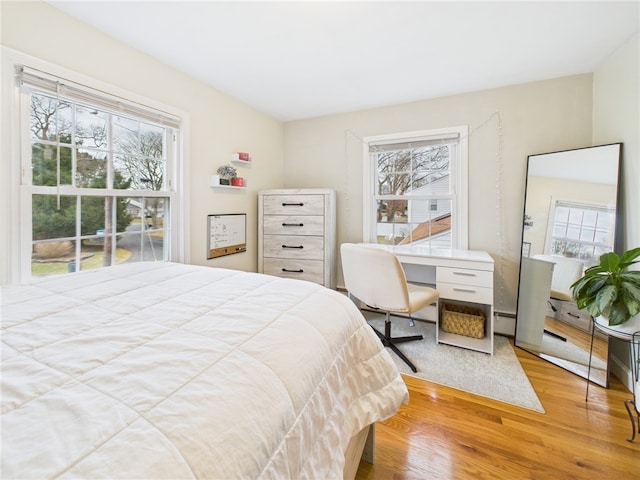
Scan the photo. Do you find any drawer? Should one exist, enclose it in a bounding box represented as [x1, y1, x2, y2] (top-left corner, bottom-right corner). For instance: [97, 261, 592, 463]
[437, 267, 493, 288]
[263, 235, 324, 260]
[437, 282, 493, 305]
[262, 194, 325, 215]
[263, 215, 324, 235]
[263, 258, 324, 284]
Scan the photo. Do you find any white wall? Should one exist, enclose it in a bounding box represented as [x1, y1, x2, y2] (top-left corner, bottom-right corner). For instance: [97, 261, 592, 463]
[593, 33, 639, 252]
[593, 33, 640, 385]
[283, 75, 594, 316]
[0, 0, 284, 282]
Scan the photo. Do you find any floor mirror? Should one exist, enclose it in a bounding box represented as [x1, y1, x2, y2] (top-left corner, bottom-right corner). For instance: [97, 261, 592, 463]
[515, 143, 621, 387]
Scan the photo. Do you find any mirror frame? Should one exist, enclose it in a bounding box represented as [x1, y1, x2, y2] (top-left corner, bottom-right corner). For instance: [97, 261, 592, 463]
[515, 143, 622, 386]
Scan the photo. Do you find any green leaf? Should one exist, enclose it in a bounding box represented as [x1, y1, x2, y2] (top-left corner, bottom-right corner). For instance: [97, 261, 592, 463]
[608, 303, 630, 326]
[595, 285, 617, 313]
[598, 252, 620, 271]
[619, 247, 640, 265]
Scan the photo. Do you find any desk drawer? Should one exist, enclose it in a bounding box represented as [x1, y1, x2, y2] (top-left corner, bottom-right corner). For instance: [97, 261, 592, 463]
[263, 215, 324, 235]
[263, 235, 324, 260]
[263, 195, 325, 215]
[437, 267, 493, 288]
[437, 282, 493, 304]
[263, 258, 324, 284]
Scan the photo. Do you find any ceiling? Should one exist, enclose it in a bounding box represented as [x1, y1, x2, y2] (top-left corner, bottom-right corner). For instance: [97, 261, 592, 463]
[46, 1, 639, 122]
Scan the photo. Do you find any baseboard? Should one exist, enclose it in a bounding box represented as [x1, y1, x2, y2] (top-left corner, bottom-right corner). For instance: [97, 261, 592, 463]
[494, 311, 516, 337]
[609, 352, 633, 393]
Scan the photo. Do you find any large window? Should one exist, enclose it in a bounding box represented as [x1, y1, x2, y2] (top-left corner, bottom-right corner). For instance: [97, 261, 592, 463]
[363, 128, 468, 249]
[17, 66, 183, 279]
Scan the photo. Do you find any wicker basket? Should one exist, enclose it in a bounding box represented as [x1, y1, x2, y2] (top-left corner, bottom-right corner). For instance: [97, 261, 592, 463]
[441, 303, 485, 339]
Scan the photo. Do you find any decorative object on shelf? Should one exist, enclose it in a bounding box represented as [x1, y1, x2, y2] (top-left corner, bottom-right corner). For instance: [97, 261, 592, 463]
[571, 247, 640, 326]
[216, 164, 237, 185]
[231, 152, 251, 163]
[231, 177, 244, 187]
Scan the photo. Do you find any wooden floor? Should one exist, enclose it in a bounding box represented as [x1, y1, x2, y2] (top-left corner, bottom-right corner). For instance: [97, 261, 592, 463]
[356, 342, 640, 480]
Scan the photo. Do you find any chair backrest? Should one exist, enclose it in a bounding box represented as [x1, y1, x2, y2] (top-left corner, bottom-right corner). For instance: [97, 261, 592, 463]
[340, 243, 411, 313]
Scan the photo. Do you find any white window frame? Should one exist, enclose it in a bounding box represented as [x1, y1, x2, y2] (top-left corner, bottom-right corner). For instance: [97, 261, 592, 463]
[1, 47, 190, 284]
[362, 127, 468, 250]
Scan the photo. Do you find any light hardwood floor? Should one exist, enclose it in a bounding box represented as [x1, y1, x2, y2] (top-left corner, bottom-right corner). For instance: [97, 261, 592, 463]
[356, 342, 639, 480]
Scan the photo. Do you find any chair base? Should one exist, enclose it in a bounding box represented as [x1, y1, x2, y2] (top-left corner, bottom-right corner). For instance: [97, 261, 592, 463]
[370, 314, 423, 373]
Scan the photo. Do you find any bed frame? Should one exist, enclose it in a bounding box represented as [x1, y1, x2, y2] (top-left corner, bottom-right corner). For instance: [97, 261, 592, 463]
[343, 424, 375, 480]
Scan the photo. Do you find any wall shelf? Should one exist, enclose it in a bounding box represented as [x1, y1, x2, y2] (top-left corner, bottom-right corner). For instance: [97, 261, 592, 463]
[210, 175, 246, 190]
[231, 159, 252, 166]
[211, 184, 246, 191]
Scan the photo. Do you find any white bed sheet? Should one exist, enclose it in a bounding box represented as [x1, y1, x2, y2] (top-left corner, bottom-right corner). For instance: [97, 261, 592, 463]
[1, 262, 407, 479]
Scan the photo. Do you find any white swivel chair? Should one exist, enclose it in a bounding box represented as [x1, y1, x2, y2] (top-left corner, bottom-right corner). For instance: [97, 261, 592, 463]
[340, 243, 439, 373]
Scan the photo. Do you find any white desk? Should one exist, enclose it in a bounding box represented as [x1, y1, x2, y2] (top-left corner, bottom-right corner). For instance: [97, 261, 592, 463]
[363, 244, 495, 354]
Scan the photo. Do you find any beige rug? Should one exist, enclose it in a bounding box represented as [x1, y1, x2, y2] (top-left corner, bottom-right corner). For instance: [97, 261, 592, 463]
[366, 313, 545, 413]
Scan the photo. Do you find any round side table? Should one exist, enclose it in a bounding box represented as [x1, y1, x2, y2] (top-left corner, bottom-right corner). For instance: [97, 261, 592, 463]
[587, 315, 640, 442]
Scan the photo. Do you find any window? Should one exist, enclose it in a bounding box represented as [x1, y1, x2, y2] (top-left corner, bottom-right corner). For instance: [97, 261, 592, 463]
[17, 65, 183, 280]
[548, 201, 615, 267]
[362, 127, 468, 249]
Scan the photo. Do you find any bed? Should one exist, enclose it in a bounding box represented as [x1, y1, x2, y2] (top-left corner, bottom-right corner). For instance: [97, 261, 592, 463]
[1, 262, 408, 479]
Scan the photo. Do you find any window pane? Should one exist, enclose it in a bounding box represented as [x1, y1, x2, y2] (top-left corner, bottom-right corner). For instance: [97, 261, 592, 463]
[582, 210, 597, 226]
[568, 209, 583, 225]
[32, 144, 73, 186]
[32, 239, 77, 277]
[117, 197, 166, 262]
[30, 94, 72, 142]
[32, 194, 76, 240]
[76, 149, 108, 188]
[566, 226, 580, 240]
[75, 106, 108, 150]
[554, 206, 570, 223]
[580, 227, 595, 242]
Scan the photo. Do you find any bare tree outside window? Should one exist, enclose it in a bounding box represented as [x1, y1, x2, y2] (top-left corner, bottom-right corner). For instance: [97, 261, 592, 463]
[27, 91, 171, 275]
[372, 144, 452, 246]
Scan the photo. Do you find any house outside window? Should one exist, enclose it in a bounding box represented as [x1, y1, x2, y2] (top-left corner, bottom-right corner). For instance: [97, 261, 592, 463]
[15, 65, 184, 280]
[362, 127, 468, 250]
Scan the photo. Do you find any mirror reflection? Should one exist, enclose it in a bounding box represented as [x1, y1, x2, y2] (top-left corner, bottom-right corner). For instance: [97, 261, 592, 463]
[516, 144, 621, 387]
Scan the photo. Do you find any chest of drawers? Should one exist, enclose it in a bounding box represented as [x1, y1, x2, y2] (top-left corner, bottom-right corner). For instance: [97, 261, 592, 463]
[258, 189, 336, 288]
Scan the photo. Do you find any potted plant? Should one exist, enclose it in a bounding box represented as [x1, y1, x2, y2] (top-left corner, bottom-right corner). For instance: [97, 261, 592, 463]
[571, 247, 640, 325]
[217, 164, 237, 185]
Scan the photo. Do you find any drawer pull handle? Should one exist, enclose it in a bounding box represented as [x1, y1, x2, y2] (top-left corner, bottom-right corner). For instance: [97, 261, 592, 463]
[282, 202, 304, 207]
[453, 288, 476, 293]
[282, 268, 304, 273]
[282, 223, 304, 227]
[453, 271, 476, 277]
[282, 245, 304, 249]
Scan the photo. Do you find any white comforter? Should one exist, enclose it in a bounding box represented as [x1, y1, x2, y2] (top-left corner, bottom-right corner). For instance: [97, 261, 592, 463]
[1, 262, 407, 479]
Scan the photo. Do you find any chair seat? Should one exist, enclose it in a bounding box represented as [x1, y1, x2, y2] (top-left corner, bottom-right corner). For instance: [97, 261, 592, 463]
[407, 283, 439, 313]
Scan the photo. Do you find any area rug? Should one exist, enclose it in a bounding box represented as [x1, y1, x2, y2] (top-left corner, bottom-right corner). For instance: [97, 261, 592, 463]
[366, 314, 545, 413]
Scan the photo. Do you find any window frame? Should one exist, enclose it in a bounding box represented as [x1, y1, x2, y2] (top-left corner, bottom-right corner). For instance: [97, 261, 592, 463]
[1, 48, 189, 284]
[362, 127, 469, 250]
